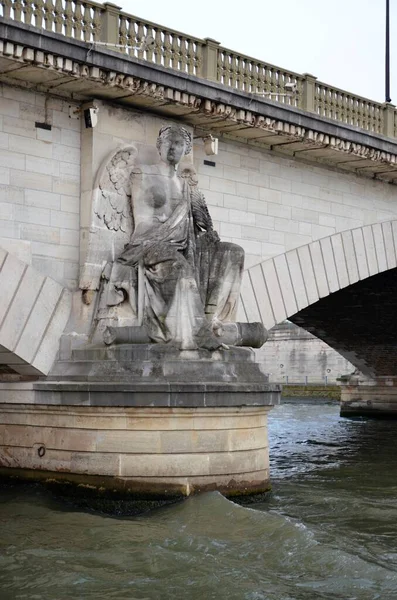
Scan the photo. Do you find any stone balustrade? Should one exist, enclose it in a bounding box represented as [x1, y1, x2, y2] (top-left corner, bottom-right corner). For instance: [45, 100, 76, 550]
[0, 0, 396, 138]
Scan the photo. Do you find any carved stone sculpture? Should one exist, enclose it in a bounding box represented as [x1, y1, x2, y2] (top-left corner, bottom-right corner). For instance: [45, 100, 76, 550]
[80, 125, 257, 351]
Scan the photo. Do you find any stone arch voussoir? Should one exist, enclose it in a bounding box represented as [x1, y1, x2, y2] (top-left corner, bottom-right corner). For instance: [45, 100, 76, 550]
[239, 220, 397, 329]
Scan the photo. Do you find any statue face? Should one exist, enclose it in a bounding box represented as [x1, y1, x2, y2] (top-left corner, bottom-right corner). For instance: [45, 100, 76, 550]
[158, 131, 186, 166]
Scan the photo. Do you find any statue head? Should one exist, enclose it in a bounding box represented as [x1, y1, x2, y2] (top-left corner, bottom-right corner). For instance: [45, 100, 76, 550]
[156, 125, 192, 166]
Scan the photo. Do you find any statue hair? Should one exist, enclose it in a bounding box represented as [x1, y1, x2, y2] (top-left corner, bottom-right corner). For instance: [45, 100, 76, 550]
[156, 125, 192, 155]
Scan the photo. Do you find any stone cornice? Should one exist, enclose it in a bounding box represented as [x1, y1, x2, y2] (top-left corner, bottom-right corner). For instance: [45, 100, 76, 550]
[1, 19, 397, 181]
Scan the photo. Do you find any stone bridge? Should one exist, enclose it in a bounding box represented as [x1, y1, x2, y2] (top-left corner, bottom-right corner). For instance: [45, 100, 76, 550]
[0, 8, 397, 404]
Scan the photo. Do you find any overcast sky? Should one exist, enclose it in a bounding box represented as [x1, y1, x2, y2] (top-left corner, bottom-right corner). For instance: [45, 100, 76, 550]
[120, 0, 396, 104]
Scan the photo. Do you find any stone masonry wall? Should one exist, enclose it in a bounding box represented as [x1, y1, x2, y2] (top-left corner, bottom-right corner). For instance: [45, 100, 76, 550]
[3, 87, 397, 292]
[257, 322, 354, 384]
[192, 138, 397, 269]
[0, 84, 80, 289]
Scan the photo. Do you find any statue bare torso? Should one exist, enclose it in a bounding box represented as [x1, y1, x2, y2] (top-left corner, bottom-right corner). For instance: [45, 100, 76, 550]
[130, 164, 186, 239]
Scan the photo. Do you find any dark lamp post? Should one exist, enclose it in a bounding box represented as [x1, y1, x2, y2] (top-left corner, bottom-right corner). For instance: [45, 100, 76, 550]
[386, 0, 392, 102]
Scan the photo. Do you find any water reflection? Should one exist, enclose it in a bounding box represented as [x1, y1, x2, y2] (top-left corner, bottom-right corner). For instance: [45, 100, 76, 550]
[1, 398, 397, 599]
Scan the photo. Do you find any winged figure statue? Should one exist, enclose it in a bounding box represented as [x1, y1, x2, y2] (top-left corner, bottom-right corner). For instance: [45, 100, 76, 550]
[79, 125, 245, 350]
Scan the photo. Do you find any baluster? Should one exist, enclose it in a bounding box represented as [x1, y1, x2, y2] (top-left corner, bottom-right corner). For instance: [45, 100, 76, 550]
[14, 0, 24, 21]
[186, 40, 195, 75]
[144, 26, 153, 62]
[128, 19, 138, 55]
[221, 52, 229, 87]
[73, 2, 83, 40]
[83, 3, 92, 42]
[217, 49, 224, 85]
[194, 42, 201, 76]
[34, 0, 45, 28]
[255, 63, 264, 95]
[137, 22, 145, 59]
[270, 68, 277, 96]
[91, 6, 101, 42]
[163, 32, 171, 68]
[54, 0, 64, 33]
[171, 34, 179, 70]
[180, 37, 188, 72]
[243, 60, 250, 93]
[44, 0, 54, 31]
[119, 15, 127, 49]
[236, 56, 244, 91]
[351, 97, 357, 127]
[23, 0, 34, 24]
[319, 86, 325, 117]
[154, 28, 162, 65]
[2, 0, 11, 18]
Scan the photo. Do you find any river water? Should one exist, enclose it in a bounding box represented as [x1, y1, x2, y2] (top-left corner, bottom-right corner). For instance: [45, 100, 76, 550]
[1, 399, 397, 600]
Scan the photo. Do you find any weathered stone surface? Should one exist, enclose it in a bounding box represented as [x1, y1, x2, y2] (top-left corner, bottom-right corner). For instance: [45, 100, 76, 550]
[79, 125, 248, 352]
[0, 249, 71, 376]
[0, 404, 273, 497]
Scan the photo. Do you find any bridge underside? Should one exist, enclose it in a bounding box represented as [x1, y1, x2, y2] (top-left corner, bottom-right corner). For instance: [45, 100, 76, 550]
[291, 267, 397, 378]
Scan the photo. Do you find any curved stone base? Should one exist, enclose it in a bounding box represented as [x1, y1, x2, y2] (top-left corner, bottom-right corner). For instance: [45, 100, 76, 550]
[0, 404, 272, 498]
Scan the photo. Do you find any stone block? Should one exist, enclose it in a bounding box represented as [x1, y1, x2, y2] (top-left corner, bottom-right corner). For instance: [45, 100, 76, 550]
[52, 109, 81, 131]
[15, 205, 51, 226]
[60, 229, 79, 247]
[20, 223, 60, 245]
[311, 223, 335, 239]
[223, 193, 247, 210]
[220, 222, 241, 238]
[61, 196, 80, 213]
[3, 116, 36, 138]
[52, 175, 79, 197]
[33, 255, 65, 282]
[11, 170, 53, 192]
[0, 202, 13, 221]
[0, 167, 9, 184]
[60, 128, 80, 148]
[247, 198, 268, 216]
[269, 176, 291, 193]
[0, 239, 31, 264]
[331, 233, 349, 289]
[9, 134, 52, 159]
[25, 189, 60, 210]
[0, 265, 44, 351]
[0, 148, 25, 170]
[15, 277, 63, 364]
[230, 208, 255, 225]
[267, 203, 291, 219]
[0, 132, 8, 149]
[210, 176, 236, 195]
[32, 289, 72, 375]
[0, 252, 26, 324]
[31, 241, 79, 262]
[0, 96, 19, 117]
[26, 155, 59, 176]
[50, 210, 79, 230]
[53, 144, 80, 164]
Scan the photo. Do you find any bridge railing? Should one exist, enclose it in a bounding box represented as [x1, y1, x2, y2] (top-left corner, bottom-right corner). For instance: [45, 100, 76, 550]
[1, 0, 396, 138]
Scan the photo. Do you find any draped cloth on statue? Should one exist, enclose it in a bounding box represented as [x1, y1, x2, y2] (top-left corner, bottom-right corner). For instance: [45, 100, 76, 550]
[106, 179, 244, 350]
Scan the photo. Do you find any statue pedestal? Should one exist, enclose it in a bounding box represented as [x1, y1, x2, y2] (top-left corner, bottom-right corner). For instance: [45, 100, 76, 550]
[0, 344, 280, 508]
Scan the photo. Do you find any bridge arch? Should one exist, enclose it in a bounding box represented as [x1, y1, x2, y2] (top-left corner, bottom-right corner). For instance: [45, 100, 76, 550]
[240, 220, 397, 377]
[240, 219, 397, 329]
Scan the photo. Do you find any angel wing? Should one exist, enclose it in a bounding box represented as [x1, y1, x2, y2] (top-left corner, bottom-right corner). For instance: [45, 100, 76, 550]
[79, 145, 137, 292]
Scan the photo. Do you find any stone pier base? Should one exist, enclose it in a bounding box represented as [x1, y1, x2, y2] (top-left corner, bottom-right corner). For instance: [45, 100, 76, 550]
[340, 377, 397, 417]
[0, 402, 273, 498]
